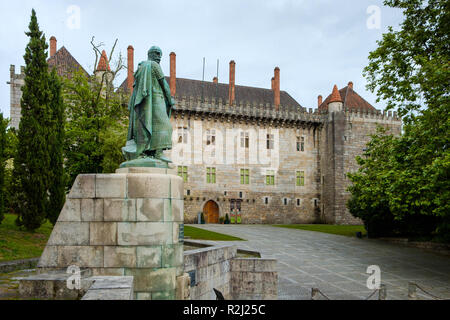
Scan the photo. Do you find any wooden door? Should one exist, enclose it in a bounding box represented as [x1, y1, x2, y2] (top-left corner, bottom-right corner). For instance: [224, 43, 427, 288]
[204, 200, 219, 224]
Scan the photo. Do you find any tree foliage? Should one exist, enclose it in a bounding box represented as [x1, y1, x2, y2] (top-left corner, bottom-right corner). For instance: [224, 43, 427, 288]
[349, 0, 450, 241]
[47, 68, 66, 225]
[0, 113, 7, 224]
[63, 38, 128, 187]
[13, 9, 52, 231]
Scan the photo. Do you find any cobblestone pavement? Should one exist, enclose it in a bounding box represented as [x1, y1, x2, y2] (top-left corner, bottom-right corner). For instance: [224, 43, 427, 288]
[190, 224, 450, 300]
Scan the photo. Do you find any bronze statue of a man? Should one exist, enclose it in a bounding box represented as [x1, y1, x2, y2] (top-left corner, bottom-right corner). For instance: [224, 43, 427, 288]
[121, 46, 174, 167]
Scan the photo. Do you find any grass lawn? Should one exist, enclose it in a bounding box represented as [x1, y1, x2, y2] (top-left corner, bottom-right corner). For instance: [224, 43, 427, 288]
[184, 226, 245, 241]
[273, 224, 367, 237]
[0, 214, 53, 262]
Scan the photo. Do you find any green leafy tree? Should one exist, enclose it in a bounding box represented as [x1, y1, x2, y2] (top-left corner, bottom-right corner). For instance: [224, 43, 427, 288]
[63, 38, 128, 187]
[349, 0, 450, 241]
[47, 68, 66, 225]
[0, 113, 7, 223]
[13, 9, 52, 231]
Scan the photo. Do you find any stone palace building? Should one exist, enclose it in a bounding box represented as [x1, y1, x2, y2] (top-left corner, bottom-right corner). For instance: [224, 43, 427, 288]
[8, 37, 402, 225]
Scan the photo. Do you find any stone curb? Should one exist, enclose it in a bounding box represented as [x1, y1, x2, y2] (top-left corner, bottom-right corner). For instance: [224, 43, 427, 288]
[0, 258, 39, 273]
[378, 238, 450, 256]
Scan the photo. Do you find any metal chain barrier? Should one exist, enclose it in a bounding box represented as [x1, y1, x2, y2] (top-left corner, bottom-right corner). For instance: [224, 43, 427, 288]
[409, 282, 446, 300]
[311, 288, 331, 300]
[311, 284, 386, 300]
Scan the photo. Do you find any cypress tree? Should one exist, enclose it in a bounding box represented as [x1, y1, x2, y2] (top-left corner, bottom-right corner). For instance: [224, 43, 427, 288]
[13, 9, 51, 231]
[47, 68, 66, 225]
[0, 113, 6, 224]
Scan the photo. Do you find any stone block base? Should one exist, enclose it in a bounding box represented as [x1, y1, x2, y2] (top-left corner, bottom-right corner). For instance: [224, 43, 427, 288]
[37, 167, 184, 300]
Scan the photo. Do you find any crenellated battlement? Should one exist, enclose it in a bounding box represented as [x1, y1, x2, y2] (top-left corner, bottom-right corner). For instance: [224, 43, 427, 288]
[342, 107, 401, 122]
[172, 95, 402, 126]
[173, 95, 324, 125]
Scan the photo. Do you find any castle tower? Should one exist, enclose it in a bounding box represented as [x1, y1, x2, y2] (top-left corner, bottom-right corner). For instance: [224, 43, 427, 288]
[327, 84, 343, 113]
[95, 50, 113, 94]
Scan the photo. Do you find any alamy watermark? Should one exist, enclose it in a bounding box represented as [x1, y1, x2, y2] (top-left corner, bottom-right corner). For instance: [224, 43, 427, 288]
[66, 265, 81, 290]
[366, 265, 381, 290]
[66, 5, 81, 30]
[171, 124, 281, 172]
[366, 5, 381, 30]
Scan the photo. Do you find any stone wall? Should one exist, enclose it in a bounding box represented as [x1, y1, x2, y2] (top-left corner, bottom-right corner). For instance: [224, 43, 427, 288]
[8, 65, 25, 129]
[230, 258, 278, 300]
[184, 245, 278, 300]
[320, 109, 402, 224]
[171, 116, 321, 225]
[184, 245, 235, 299]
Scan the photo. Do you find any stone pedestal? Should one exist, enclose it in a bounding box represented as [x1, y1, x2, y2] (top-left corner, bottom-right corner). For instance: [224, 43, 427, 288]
[37, 167, 184, 300]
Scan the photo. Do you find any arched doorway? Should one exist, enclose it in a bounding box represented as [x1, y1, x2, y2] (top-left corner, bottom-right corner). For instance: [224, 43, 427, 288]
[203, 200, 219, 224]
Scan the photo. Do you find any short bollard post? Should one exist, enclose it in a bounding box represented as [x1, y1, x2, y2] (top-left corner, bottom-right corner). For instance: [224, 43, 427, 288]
[311, 288, 320, 300]
[378, 284, 386, 300]
[408, 282, 417, 300]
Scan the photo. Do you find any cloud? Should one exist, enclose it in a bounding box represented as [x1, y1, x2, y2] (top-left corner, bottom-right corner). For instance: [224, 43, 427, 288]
[0, 0, 404, 118]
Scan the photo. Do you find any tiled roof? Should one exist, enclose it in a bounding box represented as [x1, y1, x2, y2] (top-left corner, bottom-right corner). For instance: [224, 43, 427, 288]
[119, 76, 303, 109]
[97, 50, 111, 72]
[329, 85, 343, 103]
[319, 84, 376, 112]
[47, 46, 89, 78]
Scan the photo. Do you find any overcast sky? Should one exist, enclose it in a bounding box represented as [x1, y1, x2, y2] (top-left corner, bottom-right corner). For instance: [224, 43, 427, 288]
[0, 0, 404, 118]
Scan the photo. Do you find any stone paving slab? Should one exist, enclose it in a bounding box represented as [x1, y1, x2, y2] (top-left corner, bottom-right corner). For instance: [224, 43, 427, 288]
[190, 224, 450, 300]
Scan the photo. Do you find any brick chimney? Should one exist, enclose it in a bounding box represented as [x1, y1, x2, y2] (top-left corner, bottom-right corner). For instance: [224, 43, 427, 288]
[318, 95, 323, 107]
[170, 52, 176, 96]
[274, 67, 280, 110]
[213, 77, 218, 84]
[50, 36, 57, 57]
[127, 45, 134, 93]
[229, 60, 236, 105]
[348, 81, 353, 90]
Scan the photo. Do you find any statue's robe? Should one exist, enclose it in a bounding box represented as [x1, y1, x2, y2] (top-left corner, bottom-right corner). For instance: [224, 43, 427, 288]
[122, 60, 172, 160]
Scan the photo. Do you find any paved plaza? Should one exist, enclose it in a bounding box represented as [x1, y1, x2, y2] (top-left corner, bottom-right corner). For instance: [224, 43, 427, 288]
[190, 224, 450, 300]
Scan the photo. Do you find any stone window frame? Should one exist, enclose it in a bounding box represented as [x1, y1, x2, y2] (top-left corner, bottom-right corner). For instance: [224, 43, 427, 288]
[240, 168, 250, 185]
[265, 170, 275, 186]
[177, 126, 189, 144]
[296, 198, 301, 207]
[206, 167, 216, 184]
[206, 129, 216, 146]
[296, 170, 305, 186]
[240, 131, 249, 148]
[178, 166, 188, 182]
[264, 197, 269, 205]
[283, 198, 289, 206]
[296, 136, 305, 152]
[266, 133, 274, 150]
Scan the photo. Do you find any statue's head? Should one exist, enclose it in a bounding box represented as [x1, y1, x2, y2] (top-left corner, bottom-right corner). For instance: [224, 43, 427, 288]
[148, 46, 162, 63]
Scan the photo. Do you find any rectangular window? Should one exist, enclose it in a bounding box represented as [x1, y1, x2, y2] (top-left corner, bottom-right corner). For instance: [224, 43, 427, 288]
[177, 127, 188, 144]
[264, 197, 269, 205]
[266, 134, 274, 150]
[240, 131, 249, 148]
[296, 136, 305, 152]
[206, 167, 216, 184]
[296, 199, 301, 206]
[296, 171, 305, 186]
[178, 166, 188, 182]
[266, 170, 275, 186]
[283, 198, 288, 206]
[206, 129, 216, 146]
[240, 168, 249, 185]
